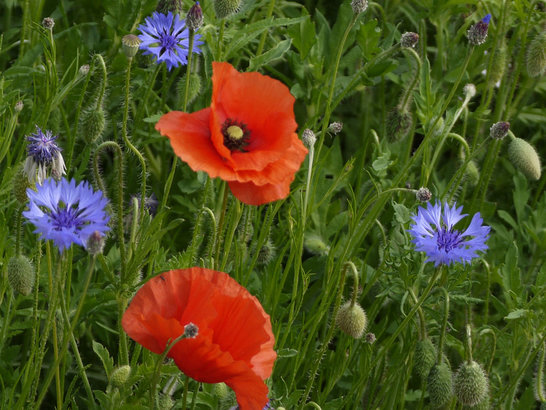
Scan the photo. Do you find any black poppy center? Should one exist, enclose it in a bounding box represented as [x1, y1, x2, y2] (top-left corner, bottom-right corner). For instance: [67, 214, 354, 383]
[222, 118, 251, 152]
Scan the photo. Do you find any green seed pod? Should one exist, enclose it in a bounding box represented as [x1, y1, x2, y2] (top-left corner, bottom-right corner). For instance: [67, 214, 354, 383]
[386, 107, 412, 142]
[7, 255, 35, 296]
[336, 301, 367, 339]
[454, 361, 489, 407]
[414, 338, 437, 379]
[122, 34, 141, 59]
[214, 0, 242, 19]
[13, 164, 31, 204]
[110, 364, 131, 387]
[489, 47, 507, 85]
[508, 137, 542, 181]
[527, 31, 546, 77]
[464, 160, 480, 187]
[427, 362, 453, 408]
[177, 72, 202, 108]
[81, 107, 106, 144]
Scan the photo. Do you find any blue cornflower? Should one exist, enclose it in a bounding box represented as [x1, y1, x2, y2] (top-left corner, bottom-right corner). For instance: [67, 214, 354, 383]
[137, 11, 203, 71]
[23, 178, 110, 252]
[408, 202, 490, 266]
[24, 126, 66, 184]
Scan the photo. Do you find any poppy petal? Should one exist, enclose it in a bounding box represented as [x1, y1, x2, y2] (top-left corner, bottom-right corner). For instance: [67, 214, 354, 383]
[228, 178, 292, 205]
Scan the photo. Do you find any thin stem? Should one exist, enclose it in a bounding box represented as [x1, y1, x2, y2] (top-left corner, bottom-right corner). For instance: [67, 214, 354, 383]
[213, 184, 230, 270]
[181, 375, 190, 410]
[435, 286, 449, 363]
[256, 0, 276, 55]
[183, 31, 195, 112]
[15, 204, 24, 255]
[408, 289, 426, 340]
[399, 48, 421, 112]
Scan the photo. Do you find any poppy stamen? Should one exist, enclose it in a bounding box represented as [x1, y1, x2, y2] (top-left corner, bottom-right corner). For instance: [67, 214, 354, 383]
[222, 118, 251, 152]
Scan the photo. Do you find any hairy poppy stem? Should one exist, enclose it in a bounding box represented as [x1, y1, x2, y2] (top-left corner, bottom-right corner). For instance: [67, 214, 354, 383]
[183, 31, 195, 112]
[435, 286, 450, 363]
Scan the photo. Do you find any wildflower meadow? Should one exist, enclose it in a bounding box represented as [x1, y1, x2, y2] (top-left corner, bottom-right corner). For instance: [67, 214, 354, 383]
[1, 0, 545, 408]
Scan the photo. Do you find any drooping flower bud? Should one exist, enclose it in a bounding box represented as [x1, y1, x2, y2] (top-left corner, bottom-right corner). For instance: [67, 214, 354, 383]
[157, 393, 175, 410]
[386, 107, 412, 141]
[328, 121, 343, 135]
[464, 160, 480, 187]
[302, 129, 316, 149]
[490, 121, 510, 140]
[187, 2, 204, 31]
[526, 31, 546, 77]
[110, 365, 131, 387]
[351, 0, 368, 14]
[427, 362, 454, 408]
[414, 338, 437, 379]
[13, 164, 31, 204]
[304, 233, 329, 255]
[214, 0, 242, 19]
[454, 361, 489, 407]
[156, 0, 183, 15]
[336, 301, 367, 339]
[257, 238, 276, 266]
[81, 108, 106, 144]
[42, 17, 55, 30]
[401, 32, 419, 48]
[416, 187, 432, 202]
[8, 255, 35, 296]
[508, 137, 542, 180]
[122, 34, 142, 59]
[467, 14, 491, 46]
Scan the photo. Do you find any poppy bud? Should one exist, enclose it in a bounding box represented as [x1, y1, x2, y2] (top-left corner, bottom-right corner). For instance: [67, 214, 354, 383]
[416, 187, 432, 202]
[213, 382, 230, 401]
[508, 137, 542, 180]
[81, 108, 106, 144]
[302, 129, 316, 149]
[328, 121, 343, 135]
[490, 121, 510, 140]
[15, 100, 24, 113]
[42, 17, 55, 30]
[463, 83, 476, 98]
[414, 338, 437, 379]
[365, 332, 376, 344]
[214, 0, 242, 19]
[122, 34, 141, 59]
[8, 255, 35, 296]
[527, 31, 546, 77]
[304, 233, 329, 255]
[454, 361, 489, 407]
[187, 2, 204, 31]
[427, 362, 453, 408]
[351, 0, 368, 14]
[177, 72, 202, 107]
[13, 164, 31, 204]
[336, 301, 367, 339]
[110, 365, 131, 387]
[467, 14, 491, 46]
[386, 108, 412, 141]
[401, 32, 419, 48]
[464, 160, 480, 187]
[156, 0, 183, 15]
[157, 393, 174, 410]
[257, 238, 276, 266]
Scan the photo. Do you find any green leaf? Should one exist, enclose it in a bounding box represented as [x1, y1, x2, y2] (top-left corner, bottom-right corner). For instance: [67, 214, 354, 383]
[277, 348, 298, 358]
[393, 202, 411, 224]
[504, 309, 529, 320]
[93, 341, 115, 379]
[248, 39, 292, 71]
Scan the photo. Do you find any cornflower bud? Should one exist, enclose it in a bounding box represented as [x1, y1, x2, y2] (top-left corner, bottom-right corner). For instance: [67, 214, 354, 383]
[416, 187, 432, 202]
[214, 0, 242, 19]
[184, 322, 199, 338]
[351, 0, 368, 14]
[336, 301, 367, 339]
[187, 2, 204, 31]
[328, 121, 343, 135]
[527, 31, 546, 77]
[86, 231, 106, 255]
[302, 129, 316, 149]
[467, 14, 491, 46]
[401, 32, 419, 48]
[489, 121, 510, 140]
[365, 332, 376, 344]
[122, 34, 141, 59]
[42, 17, 55, 30]
[508, 137, 542, 180]
[454, 361, 489, 407]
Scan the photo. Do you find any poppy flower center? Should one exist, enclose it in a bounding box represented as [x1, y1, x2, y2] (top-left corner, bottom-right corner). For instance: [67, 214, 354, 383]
[222, 119, 251, 152]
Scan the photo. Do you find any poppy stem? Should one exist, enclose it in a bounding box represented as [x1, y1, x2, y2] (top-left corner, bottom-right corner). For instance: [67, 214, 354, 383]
[213, 183, 230, 269]
[436, 286, 450, 363]
[181, 375, 189, 410]
[183, 31, 195, 112]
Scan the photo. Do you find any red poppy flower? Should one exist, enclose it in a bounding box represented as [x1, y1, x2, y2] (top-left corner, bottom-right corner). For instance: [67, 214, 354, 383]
[122, 268, 276, 410]
[156, 62, 308, 205]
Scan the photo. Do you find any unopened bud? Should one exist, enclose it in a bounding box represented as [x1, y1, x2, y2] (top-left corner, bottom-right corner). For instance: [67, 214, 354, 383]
[81, 108, 106, 143]
[187, 2, 204, 31]
[401, 32, 419, 48]
[214, 0, 242, 19]
[257, 238, 276, 266]
[351, 0, 368, 14]
[15, 100, 24, 113]
[454, 361, 489, 407]
[336, 301, 367, 339]
[8, 255, 35, 296]
[157, 393, 174, 410]
[42, 17, 55, 30]
[414, 338, 437, 379]
[184, 322, 199, 338]
[386, 108, 412, 141]
[463, 83, 476, 98]
[490, 121, 510, 140]
[156, 0, 183, 15]
[365, 332, 376, 344]
[427, 362, 454, 408]
[464, 160, 480, 187]
[328, 121, 343, 135]
[467, 14, 491, 46]
[86, 231, 106, 255]
[527, 31, 546, 77]
[110, 365, 131, 387]
[79, 64, 90, 76]
[304, 233, 329, 255]
[416, 187, 432, 202]
[122, 34, 141, 59]
[508, 137, 542, 180]
[302, 129, 316, 149]
[13, 164, 31, 204]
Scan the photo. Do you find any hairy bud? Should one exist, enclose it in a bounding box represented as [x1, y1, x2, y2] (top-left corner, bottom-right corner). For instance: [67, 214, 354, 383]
[416, 187, 432, 202]
[454, 361, 489, 407]
[8, 255, 35, 296]
[414, 338, 437, 379]
[336, 301, 367, 339]
[110, 365, 131, 387]
[527, 31, 546, 77]
[214, 0, 242, 19]
[427, 362, 453, 408]
[302, 129, 316, 149]
[401, 32, 419, 48]
[490, 121, 510, 140]
[508, 137, 542, 181]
